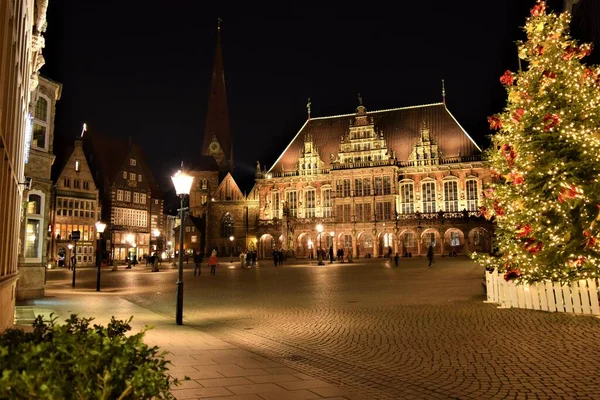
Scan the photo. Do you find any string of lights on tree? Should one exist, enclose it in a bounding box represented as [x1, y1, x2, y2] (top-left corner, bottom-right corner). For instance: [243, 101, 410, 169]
[473, 1, 600, 284]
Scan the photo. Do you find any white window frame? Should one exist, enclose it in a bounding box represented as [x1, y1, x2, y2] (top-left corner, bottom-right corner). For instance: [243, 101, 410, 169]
[32, 94, 50, 151]
[443, 179, 459, 212]
[271, 191, 280, 219]
[124, 191, 131, 202]
[130, 173, 136, 181]
[421, 180, 436, 213]
[466, 179, 478, 211]
[305, 188, 316, 218]
[117, 190, 123, 201]
[133, 192, 140, 204]
[123, 171, 127, 179]
[140, 193, 146, 204]
[321, 186, 332, 217]
[130, 158, 137, 166]
[286, 190, 298, 218]
[399, 181, 414, 214]
[24, 190, 45, 262]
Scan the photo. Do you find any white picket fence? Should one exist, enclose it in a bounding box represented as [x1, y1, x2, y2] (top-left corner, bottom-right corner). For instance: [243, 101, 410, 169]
[485, 269, 600, 316]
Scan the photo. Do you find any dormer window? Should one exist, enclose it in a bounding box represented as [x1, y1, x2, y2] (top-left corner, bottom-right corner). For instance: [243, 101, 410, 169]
[75, 159, 80, 172]
[130, 159, 137, 166]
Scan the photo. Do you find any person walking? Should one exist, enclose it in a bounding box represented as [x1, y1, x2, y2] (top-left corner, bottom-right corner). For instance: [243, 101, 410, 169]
[427, 243, 435, 267]
[240, 250, 246, 268]
[194, 251, 203, 276]
[251, 250, 257, 267]
[394, 252, 399, 267]
[329, 246, 334, 264]
[208, 250, 218, 276]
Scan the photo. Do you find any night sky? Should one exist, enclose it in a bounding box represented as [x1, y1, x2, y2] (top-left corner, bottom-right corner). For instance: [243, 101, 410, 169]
[42, 0, 576, 196]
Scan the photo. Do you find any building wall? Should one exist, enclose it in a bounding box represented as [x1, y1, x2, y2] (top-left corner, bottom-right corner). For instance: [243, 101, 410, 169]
[50, 139, 100, 267]
[17, 76, 61, 300]
[0, 0, 49, 328]
[107, 147, 152, 262]
[150, 198, 164, 254]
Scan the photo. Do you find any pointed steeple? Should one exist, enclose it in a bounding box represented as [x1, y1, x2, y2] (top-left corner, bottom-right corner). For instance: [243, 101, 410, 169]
[441, 79, 446, 106]
[202, 17, 233, 174]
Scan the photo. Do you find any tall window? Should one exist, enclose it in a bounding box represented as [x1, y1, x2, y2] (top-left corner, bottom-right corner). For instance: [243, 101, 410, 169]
[403, 232, 415, 248]
[305, 189, 316, 218]
[133, 192, 140, 203]
[422, 181, 436, 213]
[32, 96, 49, 150]
[25, 192, 44, 260]
[424, 232, 436, 246]
[124, 191, 131, 202]
[356, 203, 363, 222]
[75, 160, 80, 172]
[354, 179, 363, 197]
[343, 179, 351, 197]
[383, 176, 391, 195]
[222, 213, 234, 238]
[130, 173, 136, 181]
[363, 178, 371, 196]
[117, 190, 123, 201]
[272, 192, 280, 219]
[130, 158, 137, 166]
[466, 180, 478, 211]
[322, 189, 332, 217]
[399, 182, 414, 214]
[64, 178, 70, 188]
[122, 171, 127, 179]
[374, 177, 383, 195]
[140, 193, 146, 204]
[335, 181, 343, 198]
[444, 180, 459, 212]
[286, 191, 297, 217]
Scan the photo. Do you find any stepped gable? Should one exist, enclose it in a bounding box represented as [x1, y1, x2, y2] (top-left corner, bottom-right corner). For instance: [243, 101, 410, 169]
[269, 103, 481, 172]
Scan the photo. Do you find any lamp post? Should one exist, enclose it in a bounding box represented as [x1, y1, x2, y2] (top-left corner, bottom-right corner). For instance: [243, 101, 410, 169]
[329, 231, 334, 264]
[95, 221, 106, 292]
[316, 224, 324, 265]
[229, 235, 234, 263]
[171, 169, 194, 325]
[67, 244, 73, 269]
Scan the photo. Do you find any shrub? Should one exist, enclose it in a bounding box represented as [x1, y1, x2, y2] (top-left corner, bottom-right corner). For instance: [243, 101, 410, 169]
[0, 314, 181, 399]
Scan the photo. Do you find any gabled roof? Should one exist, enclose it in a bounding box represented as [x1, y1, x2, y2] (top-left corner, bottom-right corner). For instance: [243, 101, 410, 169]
[213, 172, 244, 201]
[269, 103, 481, 172]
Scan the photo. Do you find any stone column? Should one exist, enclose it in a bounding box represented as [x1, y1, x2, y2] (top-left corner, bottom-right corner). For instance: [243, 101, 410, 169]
[372, 226, 379, 258]
[351, 228, 357, 258]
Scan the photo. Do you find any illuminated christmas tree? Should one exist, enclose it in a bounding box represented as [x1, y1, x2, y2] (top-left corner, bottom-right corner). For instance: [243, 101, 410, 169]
[476, 1, 600, 283]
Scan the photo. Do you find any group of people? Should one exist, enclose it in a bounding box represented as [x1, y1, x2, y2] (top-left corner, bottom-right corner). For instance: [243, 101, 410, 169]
[241, 250, 258, 268]
[272, 248, 284, 266]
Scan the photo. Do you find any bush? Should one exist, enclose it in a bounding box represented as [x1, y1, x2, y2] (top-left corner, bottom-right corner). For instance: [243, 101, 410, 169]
[0, 314, 181, 399]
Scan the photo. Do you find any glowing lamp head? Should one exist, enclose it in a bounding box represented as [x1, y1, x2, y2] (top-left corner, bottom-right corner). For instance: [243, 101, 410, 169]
[132, 243, 137, 248]
[330, 231, 334, 237]
[68, 244, 73, 250]
[171, 170, 194, 196]
[316, 224, 324, 233]
[229, 236, 234, 242]
[167, 241, 172, 247]
[95, 221, 106, 234]
[153, 228, 160, 237]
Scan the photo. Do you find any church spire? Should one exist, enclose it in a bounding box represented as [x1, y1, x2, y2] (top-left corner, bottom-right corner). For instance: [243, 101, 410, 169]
[441, 79, 446, 106]
[202, 17, 233, 174]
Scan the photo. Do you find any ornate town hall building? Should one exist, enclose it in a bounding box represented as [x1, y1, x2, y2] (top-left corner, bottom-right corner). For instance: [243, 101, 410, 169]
[190, 22, 492, 259]
[250, 99, 493, 259]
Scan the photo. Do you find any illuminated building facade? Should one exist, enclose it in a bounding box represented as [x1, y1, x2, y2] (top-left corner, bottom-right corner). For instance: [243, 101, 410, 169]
[252, 99, 493, 259]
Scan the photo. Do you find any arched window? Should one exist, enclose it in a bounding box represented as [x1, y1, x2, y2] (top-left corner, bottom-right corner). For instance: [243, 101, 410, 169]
[466, 179, 478, 211]
[421, 181, 436, 213]
[34, 97, 48, 121]
[443, 180, 459, 211]
[32, 95, 50, 150]
[399, 181, 414, 214]
[221, 213, 234, 238]
[27, 194, 42, 215]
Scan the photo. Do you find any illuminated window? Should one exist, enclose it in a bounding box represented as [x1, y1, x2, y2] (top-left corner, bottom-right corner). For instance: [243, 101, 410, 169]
[322, 189, 331, 217]
[221, 213, 234, 238]
[286, 191, 297, 217]
[32, 96, 49, 151]
[399, 182, 414, 214]
[123, 171, 127, 179]
[130, 173, 136, 181]
[444, 180, 458, 212]
[363, 178, 371, 196]
[25, 220, 41, 258]
[354, 179, 363, 197]
[130, 159, 136, 166]
[466, 180, 478, 211]
[374, 177, 383, 195]
[421, 181, 436, 213]
[383, 176, 392, 195]
[403, 232, 415, 248]
[140, 194, 146, 204]
[191, 235, 197, 243]
[424, 232, 436, 246]
[305, 189, 316, 218]
[138, 174, 142, 182]
[124, 191, 131, 202]
[133, 192, 139, 203]
[117, 190, 123, 201]
[272, 192, 280, 218]
[343, 179, 351, 197]
[75, 159, 80, 172]
[34, 97, 48, 121]
[25, 192, 44, 260]
[27, 194, 41, 215]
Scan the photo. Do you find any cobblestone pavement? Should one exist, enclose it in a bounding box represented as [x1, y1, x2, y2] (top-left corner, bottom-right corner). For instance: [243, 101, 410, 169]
[44, 257, 600, 399]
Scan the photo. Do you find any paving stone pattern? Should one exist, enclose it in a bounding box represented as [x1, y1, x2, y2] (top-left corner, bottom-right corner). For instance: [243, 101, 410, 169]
[38, 257, 600, 399]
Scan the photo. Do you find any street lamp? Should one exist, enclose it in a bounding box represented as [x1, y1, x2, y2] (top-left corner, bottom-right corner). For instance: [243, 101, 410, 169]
[229, 235, 234, 262]
[316, 224, 324, 265]
[67, 244, 73, 269]
[171, 169, 194, 325]
[329, 231, 334, 264]
[95, 221, 106, 292]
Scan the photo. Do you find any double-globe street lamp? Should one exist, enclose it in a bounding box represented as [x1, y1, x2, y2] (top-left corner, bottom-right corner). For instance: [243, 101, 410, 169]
[171, 169, 194, 326]
[95, 221, 106, 292]
[316, 223, 324, 265]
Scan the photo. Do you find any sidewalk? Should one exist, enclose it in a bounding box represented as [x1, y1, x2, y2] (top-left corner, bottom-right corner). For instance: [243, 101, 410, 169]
[14, 287, 365, 400]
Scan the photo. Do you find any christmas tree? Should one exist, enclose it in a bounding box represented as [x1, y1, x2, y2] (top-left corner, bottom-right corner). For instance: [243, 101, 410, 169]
[475, 1, 600, 283]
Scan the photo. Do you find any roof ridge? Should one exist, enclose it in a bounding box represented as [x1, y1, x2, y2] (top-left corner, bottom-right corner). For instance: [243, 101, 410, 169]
[309, 102, 444, 121]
